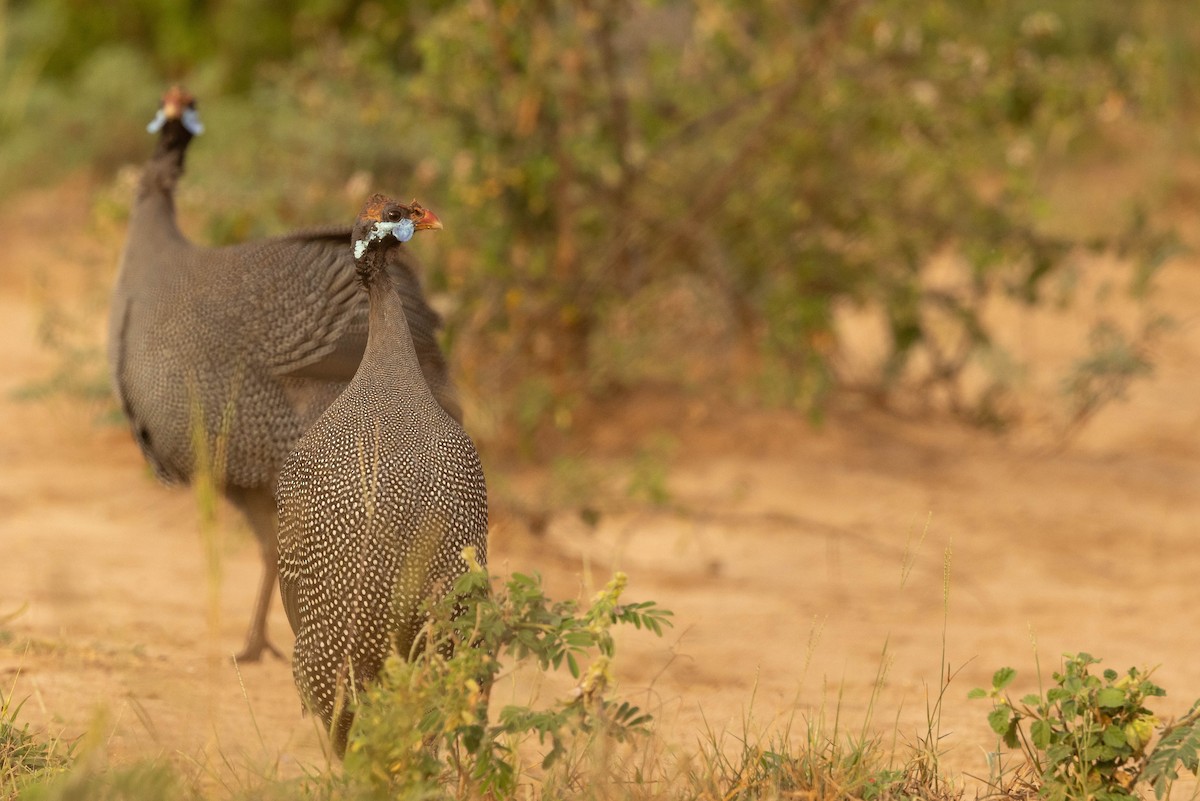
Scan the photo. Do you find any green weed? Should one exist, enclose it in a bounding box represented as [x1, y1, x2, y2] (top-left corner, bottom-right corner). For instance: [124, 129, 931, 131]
[972, 652, 1200, 801]
[0, 692, 74, 797]
[343, 555, 671, 799]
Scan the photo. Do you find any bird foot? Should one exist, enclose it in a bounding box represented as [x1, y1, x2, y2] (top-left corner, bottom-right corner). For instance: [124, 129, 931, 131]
[232, 637, 287, 664]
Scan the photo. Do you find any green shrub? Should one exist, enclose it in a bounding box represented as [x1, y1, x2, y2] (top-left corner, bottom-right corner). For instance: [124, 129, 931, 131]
[343, 552, 672, 799]
[3, 1, 1195, 428]
[971, 652, 1200, 801]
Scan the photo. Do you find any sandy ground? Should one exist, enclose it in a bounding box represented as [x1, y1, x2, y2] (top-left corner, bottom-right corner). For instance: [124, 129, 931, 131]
[3, 178, 1200, 794]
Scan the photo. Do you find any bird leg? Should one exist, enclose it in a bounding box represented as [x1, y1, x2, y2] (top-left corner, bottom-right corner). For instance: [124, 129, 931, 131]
[228, 485, 286, 663]
[237, 554, 285, 662]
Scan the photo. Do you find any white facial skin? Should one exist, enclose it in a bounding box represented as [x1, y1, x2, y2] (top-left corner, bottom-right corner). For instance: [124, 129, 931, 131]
[353, 217, 416, 259]
[147, 107, 204, 136]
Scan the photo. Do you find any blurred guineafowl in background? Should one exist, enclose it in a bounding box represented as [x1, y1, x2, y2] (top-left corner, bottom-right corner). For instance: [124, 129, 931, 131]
[277, 195, 488, 756]
[107, 86, 462, 661]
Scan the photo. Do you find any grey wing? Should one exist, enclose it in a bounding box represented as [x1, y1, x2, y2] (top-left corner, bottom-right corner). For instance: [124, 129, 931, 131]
[262, 230, 367, 381]
[267, 228, 463, 423]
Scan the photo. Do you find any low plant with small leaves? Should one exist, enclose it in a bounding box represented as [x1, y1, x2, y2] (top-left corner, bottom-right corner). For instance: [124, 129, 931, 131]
[343, 551, 672, 799]
[971, 652, 1200, 801]
[0, 695, 75, 795]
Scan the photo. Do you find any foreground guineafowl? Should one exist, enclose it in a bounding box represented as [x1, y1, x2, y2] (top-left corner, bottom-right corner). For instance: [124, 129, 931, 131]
[107, 87, 461, 661]
[277, 195, 488, 755]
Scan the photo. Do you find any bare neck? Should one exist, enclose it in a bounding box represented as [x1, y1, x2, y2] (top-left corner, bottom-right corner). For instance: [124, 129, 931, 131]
[360, 251, 446, 417]
[130, 123, 193, 243]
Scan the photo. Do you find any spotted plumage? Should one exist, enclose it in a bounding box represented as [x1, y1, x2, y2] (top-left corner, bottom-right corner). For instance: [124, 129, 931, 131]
[277, 195, 488, 756]
[107, 88, 461, 661]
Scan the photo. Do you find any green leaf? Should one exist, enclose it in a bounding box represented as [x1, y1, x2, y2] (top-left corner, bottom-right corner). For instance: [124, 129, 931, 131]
[461, 724, 483, 753]
[1097, 687, 1127, 709]
[993, 667, 1017, 691]
[1021, 694, 1042, 706]
[1031, 719, 1054, 750]
[1103, 725, 1127, 748]
[1046, 743, 1075, 766]
[988, 707, 1015, 737]
[968, 688, 988, 699]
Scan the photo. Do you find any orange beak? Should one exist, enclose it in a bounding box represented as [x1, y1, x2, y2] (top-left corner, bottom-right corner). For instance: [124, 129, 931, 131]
[413, 204, 443, 231]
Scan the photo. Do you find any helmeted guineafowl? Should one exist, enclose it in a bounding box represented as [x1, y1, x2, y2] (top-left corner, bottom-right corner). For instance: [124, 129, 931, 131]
[107, 87, 462, 661]
[276, 194, 488, 756]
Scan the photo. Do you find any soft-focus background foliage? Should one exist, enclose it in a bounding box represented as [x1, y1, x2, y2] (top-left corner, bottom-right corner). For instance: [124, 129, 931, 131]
[2, 0, 1195, 446]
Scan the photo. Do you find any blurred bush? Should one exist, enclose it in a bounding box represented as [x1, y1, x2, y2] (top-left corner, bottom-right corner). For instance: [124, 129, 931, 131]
[1, 0, 1194, 439]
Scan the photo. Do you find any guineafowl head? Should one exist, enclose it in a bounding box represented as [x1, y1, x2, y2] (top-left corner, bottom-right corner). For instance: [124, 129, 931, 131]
[147, 85, 204, 138]
[352, 194, 442, 285]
